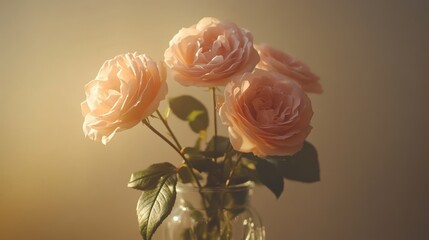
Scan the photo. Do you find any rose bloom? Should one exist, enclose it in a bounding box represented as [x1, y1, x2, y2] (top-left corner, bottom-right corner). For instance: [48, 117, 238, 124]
[164, 17, 260, 87]
[81, 52, 167, 144]
[255, 44, 322, 93]
[219, 69, 313, 156]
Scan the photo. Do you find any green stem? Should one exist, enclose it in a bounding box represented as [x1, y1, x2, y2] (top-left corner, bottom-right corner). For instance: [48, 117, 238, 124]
[143, 119, 213, 224]
[156, 110, 182, 150]
[211, 87, 218, 161]
[223, 144, 234, 162]
[225, 153, 243, 187]
[142, 119, 203, 190]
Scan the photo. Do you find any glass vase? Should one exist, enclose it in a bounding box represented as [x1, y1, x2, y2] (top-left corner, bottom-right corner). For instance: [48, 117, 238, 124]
[162, 182, 265, 240]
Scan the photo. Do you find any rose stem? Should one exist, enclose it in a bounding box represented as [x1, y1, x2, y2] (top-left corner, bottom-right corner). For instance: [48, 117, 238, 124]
[225, 153, 243, 187]
[211, 87, 218, 161]
[142, 119, 203, 190]
[156, 110, 182, 150]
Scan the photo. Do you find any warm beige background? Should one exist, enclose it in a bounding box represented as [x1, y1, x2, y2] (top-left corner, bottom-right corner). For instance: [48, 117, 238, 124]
[1, 0, 428, 239]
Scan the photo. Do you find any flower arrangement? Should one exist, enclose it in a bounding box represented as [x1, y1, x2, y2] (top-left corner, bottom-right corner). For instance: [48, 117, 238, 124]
[81, 17, 321, 240]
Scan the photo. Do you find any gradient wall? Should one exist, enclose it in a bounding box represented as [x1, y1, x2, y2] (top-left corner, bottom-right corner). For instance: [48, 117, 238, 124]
[1, 0, 428, 239]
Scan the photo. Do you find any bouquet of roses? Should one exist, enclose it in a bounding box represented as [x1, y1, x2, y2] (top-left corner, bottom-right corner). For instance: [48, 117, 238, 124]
[81, 17, 321, 240]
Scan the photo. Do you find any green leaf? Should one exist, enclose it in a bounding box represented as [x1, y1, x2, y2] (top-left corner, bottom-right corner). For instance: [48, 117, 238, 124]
[204, 136, 231, 158]
[178, 166, 193, 184]
[266, 141, 320, 183]
[169, 95, 209, 133]
[244, 154, 284, 198]
[137, 174, 177, 240]
[182, 147, 206, 161]
[222, 153, 235, 181]
[223, 157, 260, 185]
[186, 110, 205, 122]
[128, 162, 177, 190]
[182, 147, 216, 172]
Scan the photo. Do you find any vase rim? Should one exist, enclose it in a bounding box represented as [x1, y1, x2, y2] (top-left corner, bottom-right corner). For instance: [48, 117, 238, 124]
[176, 181, 255, 193]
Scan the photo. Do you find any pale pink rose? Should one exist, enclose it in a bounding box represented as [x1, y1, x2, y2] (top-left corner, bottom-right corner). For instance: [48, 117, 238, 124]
[164, 17, 260, 87]
[81, 52, 167, 144]
[219, 69, 313, 156]
[255, 44, 322, 93]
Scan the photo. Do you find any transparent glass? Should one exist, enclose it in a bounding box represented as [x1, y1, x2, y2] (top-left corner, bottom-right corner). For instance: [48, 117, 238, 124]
[162, 182, 265, 240]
